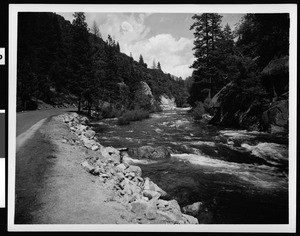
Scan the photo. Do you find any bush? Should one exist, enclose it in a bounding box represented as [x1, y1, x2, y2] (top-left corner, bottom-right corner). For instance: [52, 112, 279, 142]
[117, 109, 150, 125]
[191, 101, 205, 120]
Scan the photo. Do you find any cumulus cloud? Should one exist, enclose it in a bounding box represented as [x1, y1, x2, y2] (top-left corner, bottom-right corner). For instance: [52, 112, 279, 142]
[123, 34, 194, 79]
[121, 21, 133, 32]
[65, 13, 194, 78]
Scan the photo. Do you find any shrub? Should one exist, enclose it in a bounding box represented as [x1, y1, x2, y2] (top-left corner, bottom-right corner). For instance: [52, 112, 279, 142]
[117, 109, 150, 125]
[191, 101, 205, 120]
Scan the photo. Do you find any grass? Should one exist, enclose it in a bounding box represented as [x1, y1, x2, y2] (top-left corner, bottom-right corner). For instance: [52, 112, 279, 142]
[117, 109, 150, 125]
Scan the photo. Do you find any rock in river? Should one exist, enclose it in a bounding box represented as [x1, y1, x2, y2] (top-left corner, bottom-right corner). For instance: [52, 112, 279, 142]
[128, 146, 170, 160]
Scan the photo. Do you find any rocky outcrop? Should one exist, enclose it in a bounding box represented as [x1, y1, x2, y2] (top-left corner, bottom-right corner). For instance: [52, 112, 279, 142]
[160, 94, 176, 110]
[208, 82, 234, 109]
[60, 112, 198, 224]
[262, 93, 288, 134]
[128, 146, 171, 160]
[209, 81, 288, 133]
[134, 81, 155, 110]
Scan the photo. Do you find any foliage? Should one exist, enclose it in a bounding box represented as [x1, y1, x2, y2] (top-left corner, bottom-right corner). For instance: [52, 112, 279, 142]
[117, 109, 150, 125]
[191, 101, 205, 120]
[189, 12, 289, 109]
[17, 12, 188, 112]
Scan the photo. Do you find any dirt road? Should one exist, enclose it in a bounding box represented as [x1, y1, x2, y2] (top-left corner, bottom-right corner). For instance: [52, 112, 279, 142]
[15, 114, 133, 224]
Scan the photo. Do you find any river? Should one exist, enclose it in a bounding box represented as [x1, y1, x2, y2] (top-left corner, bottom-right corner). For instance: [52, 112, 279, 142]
[93, 108, 288, 224]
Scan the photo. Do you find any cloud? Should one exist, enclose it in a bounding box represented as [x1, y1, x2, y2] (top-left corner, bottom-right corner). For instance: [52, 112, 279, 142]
[121, 21, 133, 32]
[124, 34, 194, 79]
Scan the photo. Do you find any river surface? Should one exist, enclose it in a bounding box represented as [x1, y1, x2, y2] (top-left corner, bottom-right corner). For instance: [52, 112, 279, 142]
[93, 108, 288, 224]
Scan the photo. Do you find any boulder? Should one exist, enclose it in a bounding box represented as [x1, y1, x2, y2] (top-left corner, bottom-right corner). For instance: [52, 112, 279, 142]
[85, 130, 96, 139]
[182, 214, 199, 224]
[91, 145, 99, 151]
[146, 202, 157, 220]
[182, 202, 203, 217]
[134, 81, 155, 110]
[81, 161, 94, 173]
[131, 199, 148, 217]
[262, 98, 288, 133]
[116, 163, 127, 173]
[129, 146, 170, 160]
[100, 146, 121, 163]
[149, 180, 167, 197]
[143, 190, 160, 200]
[125, 165, 142, 177]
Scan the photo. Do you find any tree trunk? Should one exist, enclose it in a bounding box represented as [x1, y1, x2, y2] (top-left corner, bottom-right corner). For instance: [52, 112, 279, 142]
[77, 97, 81, 112]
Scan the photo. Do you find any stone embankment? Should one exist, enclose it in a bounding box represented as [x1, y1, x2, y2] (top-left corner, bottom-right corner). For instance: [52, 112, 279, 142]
[59, 112, 199, 224]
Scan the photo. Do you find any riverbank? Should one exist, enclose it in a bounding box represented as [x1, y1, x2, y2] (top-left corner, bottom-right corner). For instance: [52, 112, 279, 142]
[15, 111, 198, 224]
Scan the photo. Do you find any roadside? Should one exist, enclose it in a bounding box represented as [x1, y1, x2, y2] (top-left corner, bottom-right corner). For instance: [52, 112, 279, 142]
[15, 114, 135, 224]
[15, 112, 199, 224]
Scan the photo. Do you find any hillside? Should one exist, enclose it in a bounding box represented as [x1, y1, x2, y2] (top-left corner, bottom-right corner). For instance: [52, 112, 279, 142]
[17, 12, 188, 112]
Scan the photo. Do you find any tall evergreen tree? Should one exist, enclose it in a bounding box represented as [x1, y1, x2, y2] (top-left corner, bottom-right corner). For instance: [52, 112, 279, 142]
[139, 54, 144, 64]
[157, 61, 162, 70]
[189, 13, 224, 105]
[70, 12, 93, 112]
[152, 59, 156, 69]
[91, 20, 101, 38]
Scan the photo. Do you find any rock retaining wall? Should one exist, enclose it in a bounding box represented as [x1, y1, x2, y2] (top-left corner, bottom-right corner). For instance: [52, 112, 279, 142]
[59, 112, 199, 224]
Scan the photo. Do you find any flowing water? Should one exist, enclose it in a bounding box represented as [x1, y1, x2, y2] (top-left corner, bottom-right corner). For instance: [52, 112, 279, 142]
[93, 108, 289, 224]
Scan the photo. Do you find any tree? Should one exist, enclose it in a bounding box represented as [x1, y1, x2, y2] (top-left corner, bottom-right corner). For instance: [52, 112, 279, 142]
[189, 13, 224, 105]
[70, 12, 94, 112]
[152, 59, 156, 69]
[157, 61, 161, 70]
[91, 20, 101, 38]
[139, 54, 144, 64]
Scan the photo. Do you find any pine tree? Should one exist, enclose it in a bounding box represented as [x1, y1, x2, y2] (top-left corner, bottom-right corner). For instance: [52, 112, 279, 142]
[157, 61, 161, 70]
[70, 12, 93, 112]
[91, 20, 101, 38]
[189, 13, 224, 104]
[152, 59, 156, 69]
[139, 54, 144, 64]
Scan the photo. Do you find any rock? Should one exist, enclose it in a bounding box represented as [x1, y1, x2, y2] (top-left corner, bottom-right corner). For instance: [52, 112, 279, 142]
[100, 146, 121, 163]
[81, 161, 94, 173]
[131, 199, 148, 217]
[116, 172, 125, 182]
[182, 214, 199, 224]
[116, 163, 127, 173]
[168, 199, 181, 212]
[262, 98, 288, 134]
[134, 81, 155, 110]
[146, 203, 157, 220]
[143, 177, 150, 190]
[125, 172, 135, 180]
[129, 146, 170, 160]
[157, 210, 178, 223]
[100, 173, 109, 179]
[149, 181, 167, 197]
[70, 127, 76, 132]
[182, 202, 203, 217]
[91, 145, 99, 151]
[125, 165, 142, 177]
[209, 82, 235, 109]
[77, 124, 87, 132]
[143, 190, 160, 200]
[61, 138, 68, 143]
[85, 130, 96, 139]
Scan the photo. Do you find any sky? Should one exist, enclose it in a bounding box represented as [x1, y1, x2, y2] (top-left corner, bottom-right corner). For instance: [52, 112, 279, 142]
[58, 12, 244, 79]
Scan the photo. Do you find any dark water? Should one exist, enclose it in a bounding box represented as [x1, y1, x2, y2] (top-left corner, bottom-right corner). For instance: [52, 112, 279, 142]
[93, 109, 288, 224]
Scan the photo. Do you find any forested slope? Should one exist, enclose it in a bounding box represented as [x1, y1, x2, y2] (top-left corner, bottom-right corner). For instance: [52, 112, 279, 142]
[17, 12, 188, 112]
